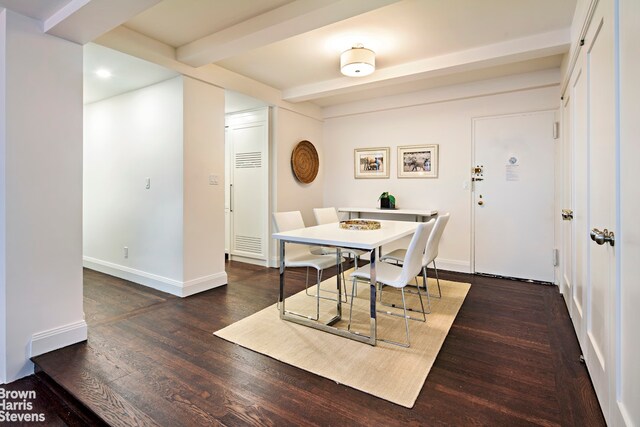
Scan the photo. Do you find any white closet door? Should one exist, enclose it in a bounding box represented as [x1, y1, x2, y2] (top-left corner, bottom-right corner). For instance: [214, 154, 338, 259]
[560, 94, 573, 308]
[228, 112, 268, 261]
[584, 2, 616, 419]
[571, 62, 588, 347]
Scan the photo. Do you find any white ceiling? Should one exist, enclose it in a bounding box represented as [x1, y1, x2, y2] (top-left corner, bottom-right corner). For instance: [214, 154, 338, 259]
[0, 0, 72, 22]
[83, 43, 178, 104]
[4, 0, 578, 109]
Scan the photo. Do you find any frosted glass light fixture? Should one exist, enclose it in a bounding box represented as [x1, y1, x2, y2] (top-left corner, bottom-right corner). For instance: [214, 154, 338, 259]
[340, 44, 375, 77]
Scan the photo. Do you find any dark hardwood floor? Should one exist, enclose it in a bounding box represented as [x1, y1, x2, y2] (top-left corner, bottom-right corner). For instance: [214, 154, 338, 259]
[25, 261, 605, 426]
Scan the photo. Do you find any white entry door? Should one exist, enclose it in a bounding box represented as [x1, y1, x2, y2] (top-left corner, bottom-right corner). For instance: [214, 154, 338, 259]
[473, 112, 556, 282]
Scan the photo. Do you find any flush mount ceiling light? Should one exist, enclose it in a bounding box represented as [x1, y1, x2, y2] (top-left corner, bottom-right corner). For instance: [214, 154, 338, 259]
[95, 69, 112, 79]
[340, 44, 375, 77]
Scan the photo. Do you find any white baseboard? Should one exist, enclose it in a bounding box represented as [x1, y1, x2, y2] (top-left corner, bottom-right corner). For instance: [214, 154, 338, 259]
[31, 320, 88, 357]
[83, 256, 227, 297]
[229, 254, 268, 267]
[433, 258, 471, 274]
[182, 271, 228, 297]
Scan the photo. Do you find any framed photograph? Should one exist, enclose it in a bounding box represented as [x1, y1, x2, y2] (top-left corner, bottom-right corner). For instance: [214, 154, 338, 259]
[354, 147, 390, 179]
[397, 144, 439, 178]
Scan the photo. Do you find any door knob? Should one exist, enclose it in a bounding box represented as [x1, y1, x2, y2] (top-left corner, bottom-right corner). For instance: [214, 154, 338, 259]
[590, 228, 615, 246]
[478, 200, 484, 206]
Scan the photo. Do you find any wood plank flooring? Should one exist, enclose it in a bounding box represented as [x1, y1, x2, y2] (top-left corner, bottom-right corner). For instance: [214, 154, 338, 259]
[30, 262, 605, 426]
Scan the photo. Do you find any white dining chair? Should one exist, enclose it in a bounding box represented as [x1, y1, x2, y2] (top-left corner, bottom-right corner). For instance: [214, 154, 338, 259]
[379, 218, 435, 314]
[348, 222, 431, 348]
[380, 213, 450, 298]
[273, 211, 346, 320]
[312, 207, 368, 268]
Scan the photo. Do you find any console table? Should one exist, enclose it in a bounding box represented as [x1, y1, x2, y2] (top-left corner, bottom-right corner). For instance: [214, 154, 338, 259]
[338, 207, 437, 223]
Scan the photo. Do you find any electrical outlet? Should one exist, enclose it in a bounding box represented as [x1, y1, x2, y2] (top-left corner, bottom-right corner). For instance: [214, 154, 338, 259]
[124, 246, 128, 259]
[209, 174, 219, 185]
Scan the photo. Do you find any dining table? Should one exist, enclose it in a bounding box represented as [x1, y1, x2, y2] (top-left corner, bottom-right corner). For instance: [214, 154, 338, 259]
[273, 219, 421, 345]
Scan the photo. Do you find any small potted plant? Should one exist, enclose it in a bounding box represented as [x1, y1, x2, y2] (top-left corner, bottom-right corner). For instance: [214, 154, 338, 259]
[378, 192, 396, 209]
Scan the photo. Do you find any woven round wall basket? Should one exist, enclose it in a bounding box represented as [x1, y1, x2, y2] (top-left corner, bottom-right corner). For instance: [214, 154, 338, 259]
[291, 140, 319, 184]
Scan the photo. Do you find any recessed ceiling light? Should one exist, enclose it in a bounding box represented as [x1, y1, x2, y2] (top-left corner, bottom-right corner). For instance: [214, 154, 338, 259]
[95, 69, 112, 79]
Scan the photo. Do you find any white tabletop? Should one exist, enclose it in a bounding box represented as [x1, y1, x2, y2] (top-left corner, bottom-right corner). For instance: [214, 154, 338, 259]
[338, 207, 438, 217]
[272, 219, 420, 251]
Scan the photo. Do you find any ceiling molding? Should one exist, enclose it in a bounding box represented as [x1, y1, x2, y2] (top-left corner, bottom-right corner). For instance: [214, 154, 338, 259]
[176, 0, 400, 67]
[44, 0, 162, 45]
[283, 29, 571, 103]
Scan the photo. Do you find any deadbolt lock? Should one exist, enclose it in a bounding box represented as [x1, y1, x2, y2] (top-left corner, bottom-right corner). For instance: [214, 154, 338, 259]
[561, 209, 574, 220]
[472, 165, 484, 182]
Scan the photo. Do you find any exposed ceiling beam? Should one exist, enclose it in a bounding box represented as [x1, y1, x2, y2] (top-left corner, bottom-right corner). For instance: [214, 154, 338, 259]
[44, 0, 161, 45]
[177, 0, 400, 67]
[95, 26, 323, 121]
[283, 29, 571, 103]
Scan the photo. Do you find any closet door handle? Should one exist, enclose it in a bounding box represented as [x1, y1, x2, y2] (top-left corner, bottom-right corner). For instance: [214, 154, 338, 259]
[230, 184, 233, 212]
[590, 228, 614, 246]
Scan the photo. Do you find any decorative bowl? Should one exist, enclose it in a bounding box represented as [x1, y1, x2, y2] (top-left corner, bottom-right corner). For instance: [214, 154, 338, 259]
[339, 220, 381, 230]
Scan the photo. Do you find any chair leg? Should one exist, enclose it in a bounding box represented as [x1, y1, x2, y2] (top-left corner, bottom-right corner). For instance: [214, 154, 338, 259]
[340, 267, 349, 303]
[304, 266, 347, 303]
[281, 268, 320, 321]
[376, 288, 411, 348]
[348, 277, 358, 331]
[416, 273, 427, 321]
[316, 269, 321, 320]
[422, 267, 432, 314]
[304, 267, 312, 296]
[379, 278, 429, 319]
[353, 256, 359, 297]
[401, 288, 411, 346]
[432, 260, 442, 298]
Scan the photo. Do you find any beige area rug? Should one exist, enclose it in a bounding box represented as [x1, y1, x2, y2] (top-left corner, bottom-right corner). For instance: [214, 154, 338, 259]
[214, 269, 470, 408]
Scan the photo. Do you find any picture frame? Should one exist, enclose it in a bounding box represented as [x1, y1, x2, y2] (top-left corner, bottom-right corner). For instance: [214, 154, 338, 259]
[397, 144, 439, 178]
[354, 147, 390, 179]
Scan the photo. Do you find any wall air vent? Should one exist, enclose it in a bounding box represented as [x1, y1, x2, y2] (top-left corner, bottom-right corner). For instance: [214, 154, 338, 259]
[234, 235, 262, 254]
[235, 152, 261, 169]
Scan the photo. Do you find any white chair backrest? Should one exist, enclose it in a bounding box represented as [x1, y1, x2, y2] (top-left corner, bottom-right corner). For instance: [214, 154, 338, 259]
[313, 207, 339, 225]
[273, 211, 305, 232]
[397, 223, 432, 286]
[423, 213, 450, 265]
[273, 211, 308, 260]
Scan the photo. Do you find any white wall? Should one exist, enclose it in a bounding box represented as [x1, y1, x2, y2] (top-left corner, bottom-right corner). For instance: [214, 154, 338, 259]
[269, 107, 324, 265]
[84, 76, 227, 297]
[0, 9, 7, 385]
[0, 10, 85, 383]
[322, 73, 559, 272]
[182, 76, 227, 293]
[84, 77, 185, 290]
[618, 0, 640, 424]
